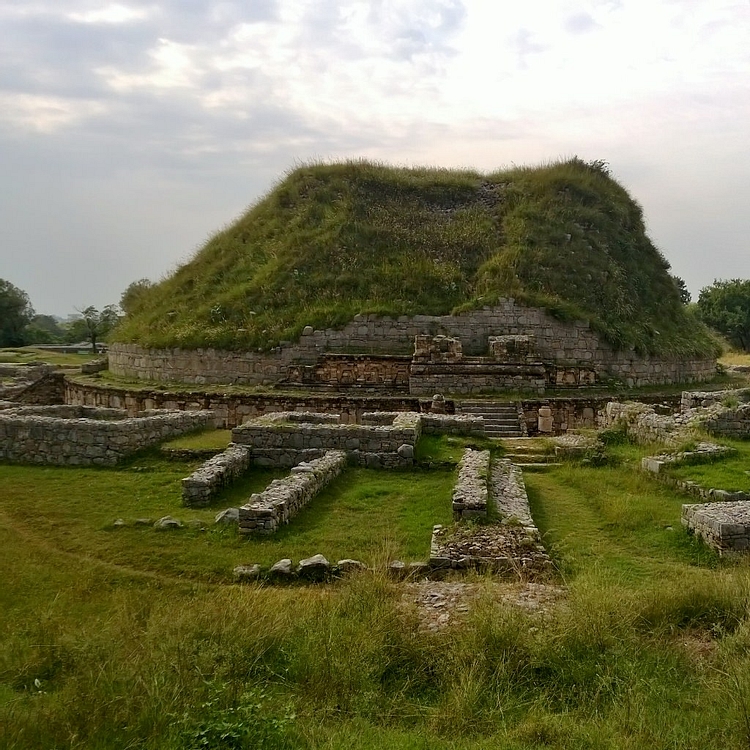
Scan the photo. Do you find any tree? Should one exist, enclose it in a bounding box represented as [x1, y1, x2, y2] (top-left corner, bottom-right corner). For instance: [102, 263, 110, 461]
[71, 305, 121, 353]
[671, 275, 691, 305]
[0, 279, 34, 347]
[697, 279, 750, 352]
[24, 314, 65, 344]
[120, 278, 154, 316]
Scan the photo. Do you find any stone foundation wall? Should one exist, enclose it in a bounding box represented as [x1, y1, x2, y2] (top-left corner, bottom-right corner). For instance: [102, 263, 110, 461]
[109, 299, 717, 388]
[287, 354, 411, 391]
[238, 451, 347, 534]
[232, 411, 422, 469]
[182, 444, 252, 507]
[0, 406, 214, 466]
[64, 380, 427, 428]
[603, 399, 750, 445]
[409, 361, 548, 396]
[703, 403, 750, 439]
[522, 398, 600, 435]
[682, 502, 750, 553]
[452, 449, 490, 520]
[681, 388, 750, 411]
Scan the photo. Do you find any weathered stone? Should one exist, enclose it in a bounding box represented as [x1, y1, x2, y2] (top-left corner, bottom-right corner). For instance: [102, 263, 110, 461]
[214, 507, 239, 525]
[397, 443, 414, 460]
[154, 515, 183, 529]
[0, 405, 213, 467]
[297, 554, 330, 580]
[269, 558, 294, 577]
[388, 560, 407, 579]
[336, 559, 368, 574]
[234, 564, 262, 581]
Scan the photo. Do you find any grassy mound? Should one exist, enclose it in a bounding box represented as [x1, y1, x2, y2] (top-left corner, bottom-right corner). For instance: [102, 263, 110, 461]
[116, 158, 717, 357]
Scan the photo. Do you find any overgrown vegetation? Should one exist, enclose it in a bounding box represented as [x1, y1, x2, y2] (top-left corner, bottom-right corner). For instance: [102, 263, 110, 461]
[698, 279, 750, 352]
[115, 159, 718, 358]
[663, 438, 750, 493]
[4, 436, 750, 748]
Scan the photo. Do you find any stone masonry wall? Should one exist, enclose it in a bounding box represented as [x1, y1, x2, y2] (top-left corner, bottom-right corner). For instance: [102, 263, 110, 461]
[231, 411, 422, 469]
[238, 451, 347, 534]
[682, 502, 750, 554]
[603, 399, 750, 445]
[109, 299, 716, 388]
[64, 379, 427, 428]
[182, 444, 252, 507]
[0, 406, 214, 466]
[452, 448, 490, 520]
[287, 354, 411, 391]
[703, 403, 750, 439]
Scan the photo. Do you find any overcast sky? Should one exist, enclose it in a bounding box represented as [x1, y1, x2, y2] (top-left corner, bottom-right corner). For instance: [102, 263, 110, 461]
[1, 0, 748, 317]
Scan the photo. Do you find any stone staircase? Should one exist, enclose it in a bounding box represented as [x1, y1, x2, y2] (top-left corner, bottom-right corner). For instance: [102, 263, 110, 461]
[498, 438, 562, 468]
[456, 400, 525, 438]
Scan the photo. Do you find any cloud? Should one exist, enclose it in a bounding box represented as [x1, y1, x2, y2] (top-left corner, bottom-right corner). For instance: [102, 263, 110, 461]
[68, 3, 151, 24]
[0, 0, 749, 313]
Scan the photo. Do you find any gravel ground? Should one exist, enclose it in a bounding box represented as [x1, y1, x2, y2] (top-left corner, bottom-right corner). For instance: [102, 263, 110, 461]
[401, 580, 565, 631]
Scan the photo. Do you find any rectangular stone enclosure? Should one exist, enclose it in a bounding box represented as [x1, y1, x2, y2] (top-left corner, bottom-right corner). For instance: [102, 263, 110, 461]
[0, 405, 214, 466]
[682, 501, 750, 554]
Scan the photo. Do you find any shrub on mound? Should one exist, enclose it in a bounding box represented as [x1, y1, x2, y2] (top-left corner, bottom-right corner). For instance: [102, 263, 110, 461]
[115, 158, 718, 358]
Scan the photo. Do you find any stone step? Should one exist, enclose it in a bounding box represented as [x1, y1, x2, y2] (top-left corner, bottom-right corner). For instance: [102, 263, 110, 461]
[459, 406, 518, 413]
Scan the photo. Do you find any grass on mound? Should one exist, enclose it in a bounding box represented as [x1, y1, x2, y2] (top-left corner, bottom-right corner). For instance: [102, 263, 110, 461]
[5, 436, 750, 748]
[115, 159, 718, 359]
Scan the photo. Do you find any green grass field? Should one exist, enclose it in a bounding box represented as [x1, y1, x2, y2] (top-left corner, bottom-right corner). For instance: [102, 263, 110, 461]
[663, 438, 750, 494]
[0, 346, 100, 367]
[4, 436, 750, 749]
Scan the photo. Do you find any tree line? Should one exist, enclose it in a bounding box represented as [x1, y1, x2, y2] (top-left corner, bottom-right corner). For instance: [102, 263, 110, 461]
[1, 276, 749, 353]
[0, 278, 152, 353]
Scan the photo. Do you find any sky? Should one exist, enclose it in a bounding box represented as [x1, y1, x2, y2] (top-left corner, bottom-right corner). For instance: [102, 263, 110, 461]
[1, 0, 749, 317]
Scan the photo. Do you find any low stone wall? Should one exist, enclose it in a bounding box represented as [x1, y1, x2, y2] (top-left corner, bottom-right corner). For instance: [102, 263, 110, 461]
[451, 449, 490, 520]
[640, 442, 734, 474]
[601, 401, 704, 446]
[182, 444, 252, 507]
[604, 399, 750, 445]
[64, 379, 428, 428]
[420, 413, 485, 435]
[238, 451, 347, 534]
[0, 405, 214, 466]
[287, 354, 411, 391]
[682, 502, 750, 553]
[703, 403, 750, 439]
[409, 360, 548, 396]
[431, 459, 551, 575]
[681, 388, 750, 411]
[15, 371, 67, 405]
[362, 411, 484, 436]
[232, 411, 422, 469]
[109, 299, 717, 389]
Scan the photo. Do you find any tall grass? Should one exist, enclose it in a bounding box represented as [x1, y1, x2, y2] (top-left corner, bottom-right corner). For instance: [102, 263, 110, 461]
[6, 443, 750, 747]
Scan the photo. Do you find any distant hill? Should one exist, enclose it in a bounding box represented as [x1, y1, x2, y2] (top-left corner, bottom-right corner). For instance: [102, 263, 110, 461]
[115, 158, 717, 357]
